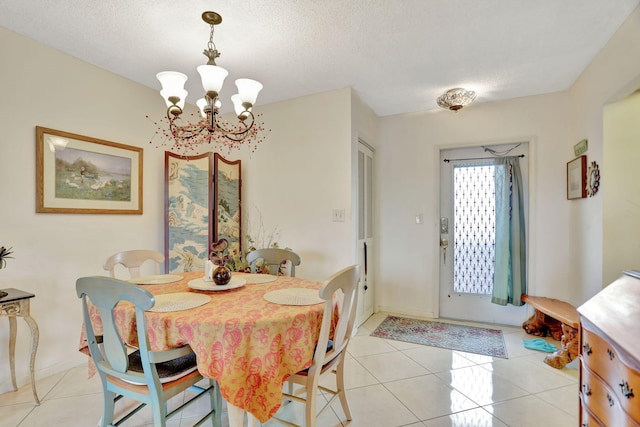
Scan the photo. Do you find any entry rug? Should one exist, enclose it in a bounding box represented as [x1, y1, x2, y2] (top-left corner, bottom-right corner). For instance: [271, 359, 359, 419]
[371, 316, 508, 358]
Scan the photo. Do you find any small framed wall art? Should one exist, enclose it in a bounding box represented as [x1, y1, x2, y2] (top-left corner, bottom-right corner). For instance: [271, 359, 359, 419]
[566, 155, 587, 200]
[36, 126, 143, 214]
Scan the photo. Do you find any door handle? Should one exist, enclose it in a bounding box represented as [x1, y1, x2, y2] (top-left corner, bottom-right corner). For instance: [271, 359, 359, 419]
[363, 242, 368, 291]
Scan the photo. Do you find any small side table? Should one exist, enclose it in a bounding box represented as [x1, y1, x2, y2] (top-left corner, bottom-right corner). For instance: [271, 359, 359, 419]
[0, 288, 39, 405]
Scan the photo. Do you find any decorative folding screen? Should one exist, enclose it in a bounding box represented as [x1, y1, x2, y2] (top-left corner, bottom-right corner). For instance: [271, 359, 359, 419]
[164, 152, 241, 273]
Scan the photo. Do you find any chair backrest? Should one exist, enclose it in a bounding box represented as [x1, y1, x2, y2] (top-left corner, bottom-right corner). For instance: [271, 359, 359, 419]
[312, 265, 360, 373]
[77, 276, 155, 383]
[103, 249, 165, 278]
[245, 248, 301, 276]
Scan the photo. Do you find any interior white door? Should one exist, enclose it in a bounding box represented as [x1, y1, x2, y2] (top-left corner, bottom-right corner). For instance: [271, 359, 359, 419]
[356, 140, 374, 327]
[439, 144, 528, 325]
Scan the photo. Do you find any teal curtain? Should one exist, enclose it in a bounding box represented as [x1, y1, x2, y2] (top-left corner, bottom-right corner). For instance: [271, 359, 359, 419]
[492, 157, 526, 306]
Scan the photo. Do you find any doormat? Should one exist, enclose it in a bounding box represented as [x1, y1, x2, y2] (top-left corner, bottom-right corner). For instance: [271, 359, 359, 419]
[371, 315, 508, 358]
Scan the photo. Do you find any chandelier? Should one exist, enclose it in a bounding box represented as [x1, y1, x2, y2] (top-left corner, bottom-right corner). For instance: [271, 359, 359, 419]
[437, 88, 476, 111]
[152, 11, 267, 155]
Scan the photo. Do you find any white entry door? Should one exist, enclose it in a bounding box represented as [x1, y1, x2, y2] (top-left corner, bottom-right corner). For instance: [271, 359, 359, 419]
[356, 140, 374, 326]
[439, 144, 528, 325]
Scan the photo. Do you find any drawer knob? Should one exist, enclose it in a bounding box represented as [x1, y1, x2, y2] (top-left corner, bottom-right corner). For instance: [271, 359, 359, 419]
[583, 343, 592, 355]
[606, 393, 615, 407]
[606, 348, 615, 360]
[582, 384, 592, 396]
[619, 381, 634, 399]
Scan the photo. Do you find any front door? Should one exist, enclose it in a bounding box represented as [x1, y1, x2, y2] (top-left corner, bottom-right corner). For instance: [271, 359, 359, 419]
[439, 144, 528, 325]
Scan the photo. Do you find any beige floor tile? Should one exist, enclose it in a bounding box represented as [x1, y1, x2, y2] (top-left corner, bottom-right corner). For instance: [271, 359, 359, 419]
[385, 374, 478, 420]
[383, 337, 425, 351]
[356, 350, 430, 383]
[264, 393, 343, 427]
[435, 365, 529, 406]
[2, 402, 36, 427]
[333, 357, 379, 389]
[45, 364, 102, 399]
[535, 384, 580, 418]
[15, 393, 104, 427]
[358, 312, 389, 333]
[424, 407, 508, 427]
[0, 371, 64, 407]
[485, 394, 576, 427]
[479, 356, 575, 394]
[331, 384, 420, 427]
[403, 346, 476, 373]
[346, 334, 397, 357]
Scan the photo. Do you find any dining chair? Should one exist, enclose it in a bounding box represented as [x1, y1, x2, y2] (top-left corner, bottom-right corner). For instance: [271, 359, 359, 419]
[103, 249, 165, 279]
[77, 276, 222, 427]
[271, 264, 360, 427]
[245, 248, 301, 276]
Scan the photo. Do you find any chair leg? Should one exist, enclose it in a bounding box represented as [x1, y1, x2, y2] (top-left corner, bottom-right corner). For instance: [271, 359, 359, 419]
[335, 363, 352, 421]
[305, 380, 318, 427]
[101, 391, 116, 427]
[210, 379, 223, 427]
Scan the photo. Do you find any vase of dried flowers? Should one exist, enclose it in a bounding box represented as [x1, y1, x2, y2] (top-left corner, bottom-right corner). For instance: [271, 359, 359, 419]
[210, 239, 232, 285]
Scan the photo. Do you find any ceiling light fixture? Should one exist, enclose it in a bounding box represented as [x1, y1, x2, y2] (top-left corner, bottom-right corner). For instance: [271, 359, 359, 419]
[437, 88, 476, 111]
[151, 11, 267, 155]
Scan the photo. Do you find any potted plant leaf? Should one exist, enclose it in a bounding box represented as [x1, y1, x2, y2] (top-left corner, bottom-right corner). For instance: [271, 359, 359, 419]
[0, 246, 13, 298]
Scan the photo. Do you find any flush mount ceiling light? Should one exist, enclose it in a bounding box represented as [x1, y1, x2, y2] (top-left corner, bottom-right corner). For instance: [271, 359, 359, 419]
[437, 88, 477, 111]
[151, 11, 268, 155]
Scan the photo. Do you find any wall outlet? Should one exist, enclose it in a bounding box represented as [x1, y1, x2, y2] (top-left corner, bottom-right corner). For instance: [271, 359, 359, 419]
[332, 209, 345, 222]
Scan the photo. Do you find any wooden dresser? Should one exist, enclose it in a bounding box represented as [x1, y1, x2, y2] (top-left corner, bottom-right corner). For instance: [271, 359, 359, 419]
[577, 271, 640, 427]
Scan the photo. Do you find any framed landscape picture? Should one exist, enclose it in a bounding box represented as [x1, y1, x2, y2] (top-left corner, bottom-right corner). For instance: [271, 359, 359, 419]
[36, 126, 142, 214]
[165, 152, 213, 273]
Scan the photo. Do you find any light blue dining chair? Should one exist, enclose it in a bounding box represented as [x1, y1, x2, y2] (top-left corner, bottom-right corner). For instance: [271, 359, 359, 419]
[77, 276, 221, 427]
[245, 248, 301, 276]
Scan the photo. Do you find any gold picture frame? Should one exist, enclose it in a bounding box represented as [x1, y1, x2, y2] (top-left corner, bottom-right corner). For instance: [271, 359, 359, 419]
[36, 126, 143, 214]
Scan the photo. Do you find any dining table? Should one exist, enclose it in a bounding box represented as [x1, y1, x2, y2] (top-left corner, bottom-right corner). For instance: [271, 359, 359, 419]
[78, 271, 331, 426]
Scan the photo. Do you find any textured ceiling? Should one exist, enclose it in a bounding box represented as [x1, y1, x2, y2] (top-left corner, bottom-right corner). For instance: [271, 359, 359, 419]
[0, 1, 638, 116]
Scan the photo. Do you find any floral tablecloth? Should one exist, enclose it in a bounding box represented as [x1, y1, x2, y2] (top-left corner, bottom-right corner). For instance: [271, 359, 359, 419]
[79, 272, 326, 422]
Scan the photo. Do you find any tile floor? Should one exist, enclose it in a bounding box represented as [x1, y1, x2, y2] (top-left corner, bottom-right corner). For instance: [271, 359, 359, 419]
[0, 313, 579, 426]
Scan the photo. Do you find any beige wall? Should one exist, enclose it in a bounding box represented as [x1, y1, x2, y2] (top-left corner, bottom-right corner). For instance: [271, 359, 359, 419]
[0, 26, 167, 391]
[568, 6, 640, 300]
[603, 90, 640, 285]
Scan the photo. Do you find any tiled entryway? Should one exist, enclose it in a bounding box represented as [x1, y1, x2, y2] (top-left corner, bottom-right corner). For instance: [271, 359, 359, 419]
[0, 313, 578, 426]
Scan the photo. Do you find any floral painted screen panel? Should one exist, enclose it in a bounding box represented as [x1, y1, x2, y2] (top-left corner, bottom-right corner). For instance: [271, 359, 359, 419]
[165, 152, 213, 273]
[214, 154, 242, 260]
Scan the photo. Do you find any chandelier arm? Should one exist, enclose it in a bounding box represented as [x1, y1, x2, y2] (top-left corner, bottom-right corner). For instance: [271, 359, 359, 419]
[214, 111, 256, 142]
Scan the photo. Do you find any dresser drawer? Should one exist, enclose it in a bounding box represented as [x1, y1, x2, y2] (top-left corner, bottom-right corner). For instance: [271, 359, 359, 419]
[580, 398, 604, 427]
[580, 393, 605, 427]
[581, 327, 640, 420]
[581, 364, 640, 427]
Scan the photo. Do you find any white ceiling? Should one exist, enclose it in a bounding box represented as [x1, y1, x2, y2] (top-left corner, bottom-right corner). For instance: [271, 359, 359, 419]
[1, 1, 638, 117]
